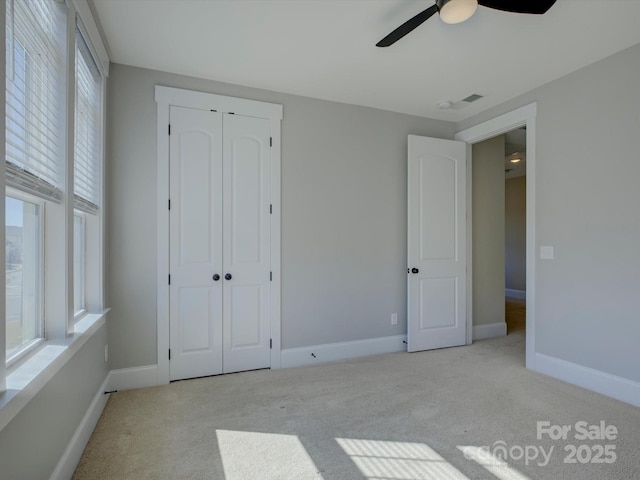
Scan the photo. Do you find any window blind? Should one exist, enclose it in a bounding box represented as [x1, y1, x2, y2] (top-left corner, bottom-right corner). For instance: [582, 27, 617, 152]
[74, 25, 102, 214]
[5, 0, 66, 202]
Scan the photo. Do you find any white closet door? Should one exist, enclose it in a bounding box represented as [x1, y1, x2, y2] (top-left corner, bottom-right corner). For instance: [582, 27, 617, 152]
[407, 135, 467, 352]
[222, 114, 272, 373]
[169, 106, 223, 381]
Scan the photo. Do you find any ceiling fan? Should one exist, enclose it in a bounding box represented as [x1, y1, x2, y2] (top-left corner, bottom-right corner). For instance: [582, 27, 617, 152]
[376, 0, 557, 47]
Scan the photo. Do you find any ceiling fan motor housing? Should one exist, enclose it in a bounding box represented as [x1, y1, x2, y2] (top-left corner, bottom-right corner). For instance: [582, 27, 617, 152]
[436, 0, 479, 25]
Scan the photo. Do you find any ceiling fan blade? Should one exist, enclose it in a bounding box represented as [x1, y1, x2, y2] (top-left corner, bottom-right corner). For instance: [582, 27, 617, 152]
[478, 0, 557, 15]
[376, 4, 438, 47]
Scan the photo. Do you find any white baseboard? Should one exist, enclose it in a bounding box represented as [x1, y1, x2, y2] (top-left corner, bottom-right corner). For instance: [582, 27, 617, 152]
[505, 288, 526, 300]
[50, 373, 111, 480]
[108, 365, 158, 391]
[473, 322, 507, 341]
[535, 353, 640, 408]
[281, 335, 407, 369]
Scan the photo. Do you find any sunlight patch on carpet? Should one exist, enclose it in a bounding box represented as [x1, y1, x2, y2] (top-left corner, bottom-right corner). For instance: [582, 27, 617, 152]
[216, 430, 324, 480]
[336, 438, 470, 480]
[457, 446, 531, 480]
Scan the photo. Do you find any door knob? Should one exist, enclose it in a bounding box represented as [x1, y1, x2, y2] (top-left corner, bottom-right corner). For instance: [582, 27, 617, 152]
[225, 273, 232, 281]
[411, 268, 419, 274]
[212, 274, 220, 281]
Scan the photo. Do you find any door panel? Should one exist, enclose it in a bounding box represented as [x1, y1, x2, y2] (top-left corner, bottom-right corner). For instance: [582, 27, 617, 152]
[419, 277, 457, 329]
[419, 155, 456, 261]
[231, 138, 262, 264]
[178, 131, 214, 265]
[230, 285, 262, 347]
[169, 106, 223, 381]
[179, 287, 213, 351]
[408, 135, 466, 352]
[223, 114, 271, 373]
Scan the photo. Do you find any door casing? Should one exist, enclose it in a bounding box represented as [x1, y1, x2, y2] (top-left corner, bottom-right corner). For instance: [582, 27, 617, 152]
[156, 86, 283, 384]
[455, 102, 537, 370]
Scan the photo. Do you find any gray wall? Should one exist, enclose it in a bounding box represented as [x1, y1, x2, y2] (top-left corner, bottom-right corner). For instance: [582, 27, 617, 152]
[459, 43, 640, 383]
[505, 176, 526, 292]
[107, 64, 455, 369]
[472, 136, 505, 326]
[0, 324, 108, 479]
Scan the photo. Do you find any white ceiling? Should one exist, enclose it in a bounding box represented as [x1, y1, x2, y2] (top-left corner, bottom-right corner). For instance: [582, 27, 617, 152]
[91, 0, 640, 122]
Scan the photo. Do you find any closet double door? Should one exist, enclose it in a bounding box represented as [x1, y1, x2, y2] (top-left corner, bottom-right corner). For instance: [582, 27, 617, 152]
[169, 106, 272, 381]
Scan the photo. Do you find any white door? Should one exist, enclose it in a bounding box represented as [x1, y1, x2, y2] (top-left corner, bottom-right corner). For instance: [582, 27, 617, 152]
[222, 114, 272, 373]
[169, 106, 223, 380]
[407, 135, 467, 352]
[169, 108, 272, 380]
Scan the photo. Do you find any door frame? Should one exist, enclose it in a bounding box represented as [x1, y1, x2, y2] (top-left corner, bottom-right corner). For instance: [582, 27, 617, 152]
[155, 86, 283, 384]
[455, 102, 537, 369]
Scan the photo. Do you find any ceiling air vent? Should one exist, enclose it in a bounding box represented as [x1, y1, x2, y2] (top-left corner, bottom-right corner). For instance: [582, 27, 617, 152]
[462, 93, 483, 103]
[447, 93, 484, 110]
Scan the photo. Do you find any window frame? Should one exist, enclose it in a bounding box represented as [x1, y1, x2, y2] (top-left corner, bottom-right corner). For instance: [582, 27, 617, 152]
[5, 187, 45, 367]
[73, 210, 86, 319]
[1, 0, 108, 385]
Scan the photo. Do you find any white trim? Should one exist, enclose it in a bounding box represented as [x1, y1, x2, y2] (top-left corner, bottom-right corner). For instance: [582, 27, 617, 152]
[269, 119, 282, 369]
[155, 86, 282, 382]
[455, 102, 537, 370]
[155, 86, 282, 120]
[156, 93, 170, 384]
[536, 353, 640, 408]
[505, 288, 526, 300]
[50, 373, 111, 480]
[69, 0, 110, 76]
[0, 0, 7, 393]
[0, 312, 107, 432]
[472, 322, 507, 341]
[280, 335, 407, 369]
[108, 365, 159, 392]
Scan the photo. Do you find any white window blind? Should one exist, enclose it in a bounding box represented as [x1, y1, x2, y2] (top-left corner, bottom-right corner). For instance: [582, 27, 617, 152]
[74, 25, 101, 214]
[5, 0, 66, 202]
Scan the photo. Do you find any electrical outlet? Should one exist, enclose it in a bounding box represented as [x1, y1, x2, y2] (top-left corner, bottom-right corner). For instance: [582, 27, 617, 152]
[540, 246, 554, 260]
[391, 313, 398, 325]
[104, 344, 109, 363]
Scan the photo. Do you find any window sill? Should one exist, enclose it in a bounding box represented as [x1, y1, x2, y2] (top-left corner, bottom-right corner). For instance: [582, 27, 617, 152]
[0, 309, 109, 432]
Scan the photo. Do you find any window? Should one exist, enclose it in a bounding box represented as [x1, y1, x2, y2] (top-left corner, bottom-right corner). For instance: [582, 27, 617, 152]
[73, 23, 102, 322]
[5, 194, 42, 362]
[5, 0, 66, 202]
[4, 0, 66, 366]
[1, 0, 108, 403]
[73, 213, 85, 315]
[74, 24, 101, 214]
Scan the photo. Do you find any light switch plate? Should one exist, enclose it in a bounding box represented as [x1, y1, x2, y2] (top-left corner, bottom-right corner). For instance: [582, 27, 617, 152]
[540, 246, 554, 260]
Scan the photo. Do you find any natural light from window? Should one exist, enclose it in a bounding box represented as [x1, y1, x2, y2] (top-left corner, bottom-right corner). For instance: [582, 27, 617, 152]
[336, 438, 470, 480]
[216, 429, 324, 480]
[73, 213, 85, 314]
[5, 195, 41, 360]
[457, 446, 531, 480]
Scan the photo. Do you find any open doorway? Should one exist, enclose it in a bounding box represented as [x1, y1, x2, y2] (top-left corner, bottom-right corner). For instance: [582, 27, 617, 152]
[469, 128, 527, 344]
[455, 103, 537, 369]
[504, 128, 526, 336]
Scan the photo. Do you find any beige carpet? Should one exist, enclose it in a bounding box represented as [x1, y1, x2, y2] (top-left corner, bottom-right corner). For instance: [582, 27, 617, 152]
[74, 326, 639, 480]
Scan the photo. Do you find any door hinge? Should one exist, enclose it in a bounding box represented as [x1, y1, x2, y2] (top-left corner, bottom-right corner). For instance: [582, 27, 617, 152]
[169, 349, 171, 360]
[168, 274, 171, 285]
[168, 199, 171, 210]
[270, 137, 273, 147]
[270, 204, 272, 214]
[270, 339, 272, 349]
[270, 271, 272, 281]
[168, 124, 171, 135]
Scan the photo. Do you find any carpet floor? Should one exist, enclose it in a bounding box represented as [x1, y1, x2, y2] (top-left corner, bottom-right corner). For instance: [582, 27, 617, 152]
[74, 320, 639, 480]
